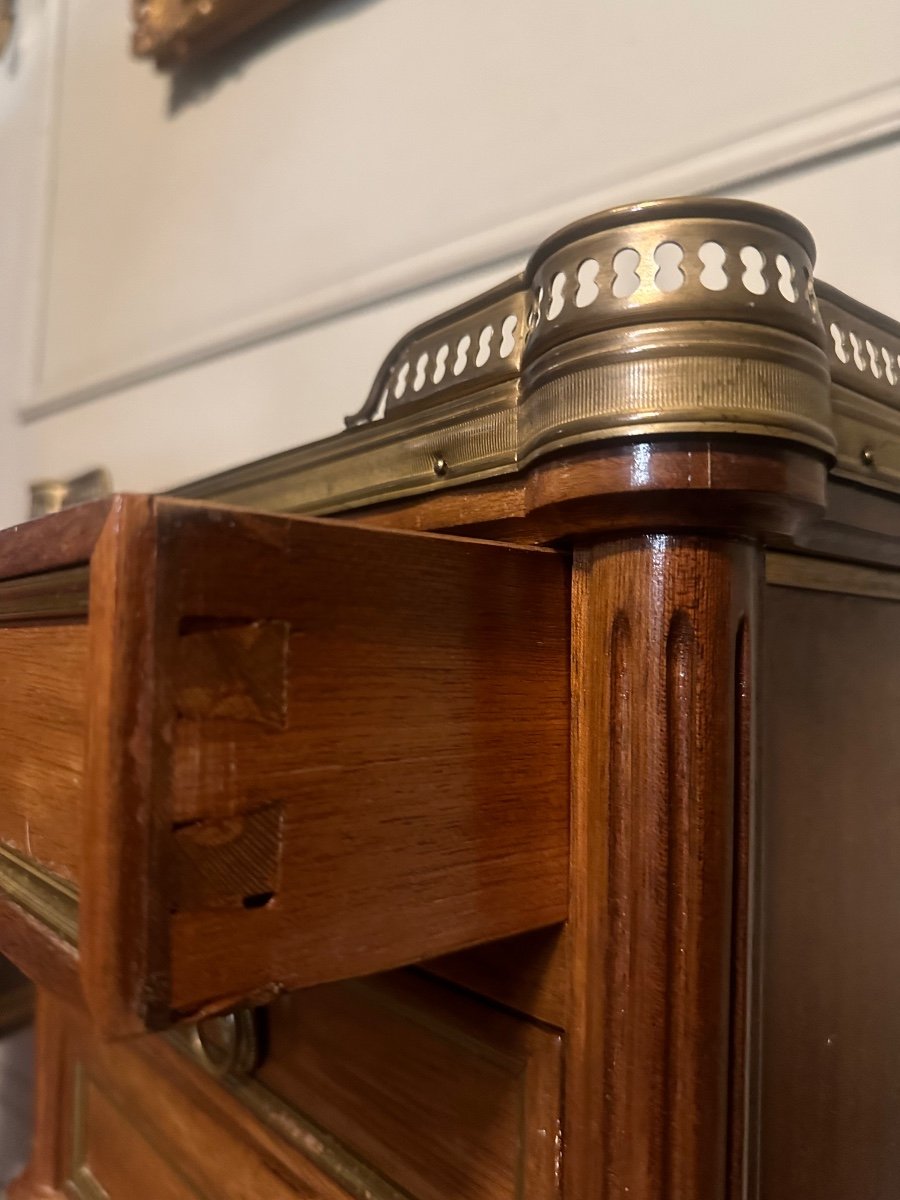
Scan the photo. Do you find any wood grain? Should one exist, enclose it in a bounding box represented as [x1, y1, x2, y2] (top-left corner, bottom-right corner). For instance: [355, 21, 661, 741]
[566, 535, 757, 1200]
[174, 619, 289, 727]
[260, 971, 562, 1200]
[0, 500, 110, 581]
[158, 505, 570, 1018]
[172, 804, 282, 912]
[0, 495, 569, 1033]
[353, 438, 826, 546]
[10, 992, 352, 1200]
[0, 896, 81, 1008]
[0, 625, 86, 882]
[79, 1084, 199, 1200]
[423, 926, 568, 1028]
[7, 992, 73, 1200]
[80, 494, 170, 1036]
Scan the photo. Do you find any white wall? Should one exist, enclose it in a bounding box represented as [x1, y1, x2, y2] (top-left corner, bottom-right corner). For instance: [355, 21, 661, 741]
[1, 0, 899, 524]
[0, 0, 63, 522]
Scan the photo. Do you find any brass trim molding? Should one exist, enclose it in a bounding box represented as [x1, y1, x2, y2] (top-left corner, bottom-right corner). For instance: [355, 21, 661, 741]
[170, 196, 900, 516]
[0, 845, 78, 946]
[167, 1024, 410, 1200]
[0, 565, 90, 623]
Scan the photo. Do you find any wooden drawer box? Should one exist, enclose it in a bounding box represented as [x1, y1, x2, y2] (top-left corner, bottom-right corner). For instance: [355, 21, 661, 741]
[0, 496, 569, 1036]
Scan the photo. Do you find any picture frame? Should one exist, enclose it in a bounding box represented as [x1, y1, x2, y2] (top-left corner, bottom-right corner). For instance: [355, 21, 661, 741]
[133, 0, 300, 66]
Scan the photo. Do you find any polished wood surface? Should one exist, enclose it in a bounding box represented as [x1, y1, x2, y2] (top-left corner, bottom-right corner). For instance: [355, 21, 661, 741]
[13, 973, 561, 1200]
[158, 504, 568, 1023]
[11, 993, 352, 1200]
[5, 431, 900, 1200]
[0, 625, 86, 882]
[353, 439, 826, 546]
[424, 925, 568, 1028]
[0, 496, 569, 1035]
[567, 535, 755, 1200]
[261, 971, 562, 1200]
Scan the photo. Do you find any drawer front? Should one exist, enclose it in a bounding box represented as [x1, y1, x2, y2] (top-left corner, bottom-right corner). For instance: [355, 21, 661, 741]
[13, 993, 352, 1200]
[0, 497, 569, 1035]
[0, 622, 86, 886]
[15, 974, 562, 1200]
[260, 972, 563, 1200]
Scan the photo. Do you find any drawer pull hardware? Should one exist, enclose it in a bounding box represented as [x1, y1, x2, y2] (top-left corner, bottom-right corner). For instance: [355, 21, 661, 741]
[187, 1007, 261, 1078]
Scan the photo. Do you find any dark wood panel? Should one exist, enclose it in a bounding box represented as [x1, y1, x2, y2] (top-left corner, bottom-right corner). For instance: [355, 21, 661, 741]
[424, 926, 568, 1028]
[260, 971, 562, 1200]
[0, 501, 110, 581]
[756, 576, 900, 1198]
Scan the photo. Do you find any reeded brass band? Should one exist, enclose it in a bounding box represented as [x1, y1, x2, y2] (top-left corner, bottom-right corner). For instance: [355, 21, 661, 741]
[0, 566, 90, 623]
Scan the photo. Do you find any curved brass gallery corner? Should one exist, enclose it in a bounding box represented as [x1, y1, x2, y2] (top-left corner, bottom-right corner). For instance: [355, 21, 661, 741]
[174, 197, 900, 515]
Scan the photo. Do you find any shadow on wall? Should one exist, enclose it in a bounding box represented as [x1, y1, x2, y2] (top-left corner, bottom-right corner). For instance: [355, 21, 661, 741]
[167, 0, 384, 115]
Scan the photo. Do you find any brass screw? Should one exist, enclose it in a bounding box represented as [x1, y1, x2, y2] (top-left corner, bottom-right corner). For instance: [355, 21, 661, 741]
[861, 447, 876, 468]
[433, 454, 449, 477]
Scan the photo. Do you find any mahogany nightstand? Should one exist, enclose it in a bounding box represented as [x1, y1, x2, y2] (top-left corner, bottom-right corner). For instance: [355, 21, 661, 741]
[3, 198, 899, 1200]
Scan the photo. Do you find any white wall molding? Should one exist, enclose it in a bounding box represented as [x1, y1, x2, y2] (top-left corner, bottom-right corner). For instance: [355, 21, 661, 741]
[25, 80, 900, 423]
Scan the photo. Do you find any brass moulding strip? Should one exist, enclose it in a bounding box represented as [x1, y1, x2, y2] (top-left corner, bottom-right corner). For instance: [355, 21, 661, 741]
[0, 844, 79, 945]
[766, 552, 900, 602]
[831, 385, 900, 491]
[172, 197, 900, 513]
[176, 384, 522, 514]
[166, 1027, 411, 1200]
[0, 565, 90, 623]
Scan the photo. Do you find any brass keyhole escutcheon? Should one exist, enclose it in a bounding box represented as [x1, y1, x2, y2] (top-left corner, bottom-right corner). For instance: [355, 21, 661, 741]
[0, 0, 13, 58]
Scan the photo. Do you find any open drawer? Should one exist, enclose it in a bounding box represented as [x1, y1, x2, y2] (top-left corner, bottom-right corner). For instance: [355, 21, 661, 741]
[0, 497, 569, 1036]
